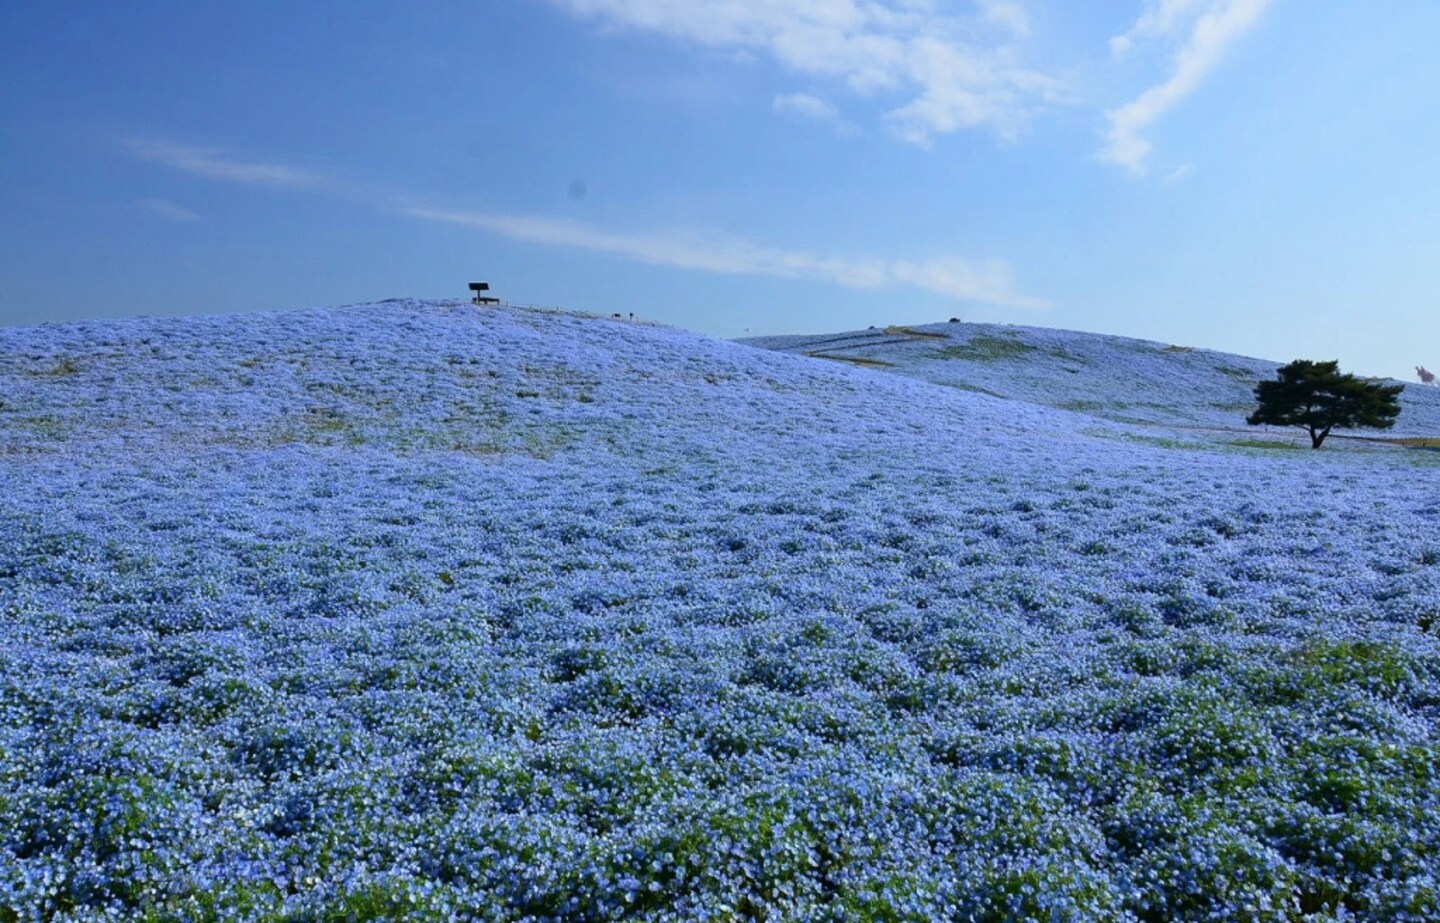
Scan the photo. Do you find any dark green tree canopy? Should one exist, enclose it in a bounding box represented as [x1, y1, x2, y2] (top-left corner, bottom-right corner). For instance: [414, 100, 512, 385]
[1247, 359, 1403, 449]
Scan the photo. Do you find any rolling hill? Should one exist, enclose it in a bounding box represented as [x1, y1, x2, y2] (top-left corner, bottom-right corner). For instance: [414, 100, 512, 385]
[1, 301, 1438, 921]
[744, 319, 1440, 439]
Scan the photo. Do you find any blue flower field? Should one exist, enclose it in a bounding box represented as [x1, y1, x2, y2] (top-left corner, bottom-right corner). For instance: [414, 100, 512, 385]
[2, 301, 1438, 921]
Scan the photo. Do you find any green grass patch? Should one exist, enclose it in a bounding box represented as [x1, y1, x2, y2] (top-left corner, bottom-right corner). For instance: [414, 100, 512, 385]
[1228, 438, 1303, 451]
[14, 356, 84, 377]
[1102, 432, 1208, 451]
[934, 335, 1037, 361]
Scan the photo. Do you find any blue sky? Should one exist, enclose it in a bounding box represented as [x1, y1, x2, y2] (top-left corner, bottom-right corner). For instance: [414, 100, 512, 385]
[2, 1, 1437, 380]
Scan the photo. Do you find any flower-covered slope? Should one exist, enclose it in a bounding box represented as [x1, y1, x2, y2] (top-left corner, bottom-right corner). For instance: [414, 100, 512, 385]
[744, 320, 1440, 438]
[2, 301, 1439, 921]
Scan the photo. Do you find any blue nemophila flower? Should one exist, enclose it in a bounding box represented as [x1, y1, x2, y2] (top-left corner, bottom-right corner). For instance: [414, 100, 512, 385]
[1, 301, 1437, 920]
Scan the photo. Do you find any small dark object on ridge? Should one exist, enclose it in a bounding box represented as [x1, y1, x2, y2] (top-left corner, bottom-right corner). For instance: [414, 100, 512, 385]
[950, 317, 962, 323]
[468, 282, 500, 306]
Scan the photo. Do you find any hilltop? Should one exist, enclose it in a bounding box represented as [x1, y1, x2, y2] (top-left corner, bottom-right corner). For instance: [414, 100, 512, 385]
[744, 319, 1440, 440]
[1, 301, 1438, 920]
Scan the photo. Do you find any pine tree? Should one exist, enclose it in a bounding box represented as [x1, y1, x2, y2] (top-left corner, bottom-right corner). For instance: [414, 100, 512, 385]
[1247, 359, 1403, 449]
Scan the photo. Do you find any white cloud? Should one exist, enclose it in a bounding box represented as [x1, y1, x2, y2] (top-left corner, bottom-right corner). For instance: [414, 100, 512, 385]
[772, 92, 859, 135]
[889, 256, 1048, 308]
[122, 139, 324, 188]
[773, 92, 840, 123]
[406, 206, 1050, 309]
[978, 0, 1031, 37]
[1116, 0, 1209, 49]
[1101, 0, 1273, 174]
[1162, 163, 1195, 184]
[139, 198, 200, 222]
[550, 0, 1056, 146]
[884, 34, 1059, 146]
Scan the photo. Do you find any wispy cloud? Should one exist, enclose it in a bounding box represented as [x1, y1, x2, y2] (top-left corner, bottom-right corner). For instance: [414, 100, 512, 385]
[122, 136, 1049, 309]
[406, 206, 1050, 309]
[550, 0, 1057, 146]
[1162, 163, 1195, 185]
[978, 0, 1031, 38]
[772, 92, 858, 135]
[139, 198, 200, 222]
[1109, 0, 1207, 56]
[1102, 0, 1273, 174]
[773, 92, 840, 123]
[122, 139, 326, 189]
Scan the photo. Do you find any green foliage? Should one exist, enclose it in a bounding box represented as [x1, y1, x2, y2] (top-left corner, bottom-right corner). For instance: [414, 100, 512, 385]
[1247, 359, 1403, 448]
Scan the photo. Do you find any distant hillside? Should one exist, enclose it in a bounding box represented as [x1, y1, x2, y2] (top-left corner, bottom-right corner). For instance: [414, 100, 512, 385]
[2, 301, 1439, 920]
[0, 301, 1079, 465]
[744, 320, 1440, 439]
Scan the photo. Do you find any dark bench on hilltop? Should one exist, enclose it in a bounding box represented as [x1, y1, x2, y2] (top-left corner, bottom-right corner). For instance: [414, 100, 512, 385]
[469, 282, 500, 306]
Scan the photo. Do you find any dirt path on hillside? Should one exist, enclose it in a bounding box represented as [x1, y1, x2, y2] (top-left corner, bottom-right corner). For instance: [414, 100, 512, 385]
[882, 325, 950, 341]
